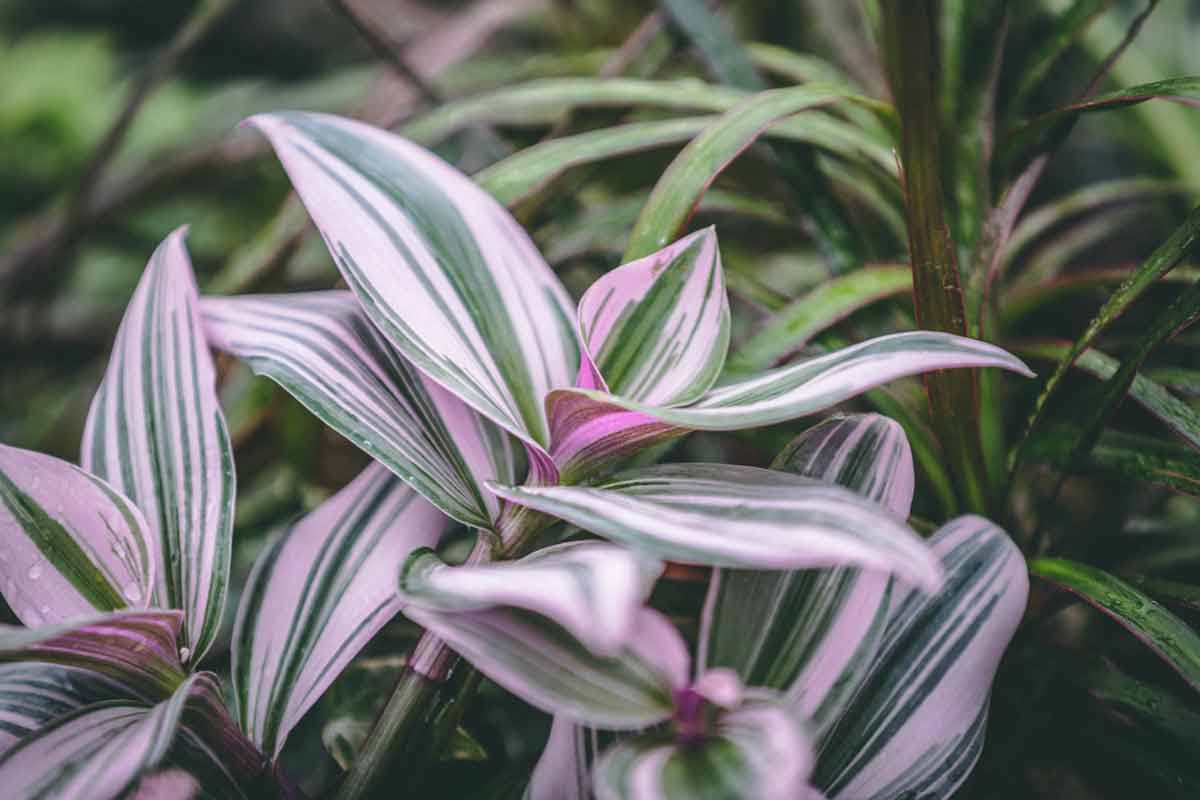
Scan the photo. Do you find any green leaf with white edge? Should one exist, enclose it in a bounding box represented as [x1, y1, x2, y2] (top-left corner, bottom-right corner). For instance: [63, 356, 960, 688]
[234, 463, 448, 759]
[247, 110, 579, 456]
[624, 85, 845, 260]
[399, 541, 663, 657]
[490, 462, 942, 590]
[593, 691, 814, 800]
[202, 291, 518, 529]
[0, 671, 207, 800]
[402, 604, 687, 729]
[1018, 342, 1200, 451]
[0, 445, 157, 627]
[726, 267, 912, 375]
[549, 331, 1033, 434]
[82, 228, 235, 664]
[1031, 558, 1200, 694]
[815, 515, 1029, 799]
[576, 227, 729, 407]
[702, 414, 912, 736]
[475, 113, 891, 208]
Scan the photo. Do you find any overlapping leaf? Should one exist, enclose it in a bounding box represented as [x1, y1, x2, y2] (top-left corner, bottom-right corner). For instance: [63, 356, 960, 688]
[815, 515, 1028, 799]
[233, 463, 448, 758]
[247, 111, 579, 454]
[202, 291, 518, 528]
[0, 445, 156, 627]
[490, 463, 941, 589]
[399, 541, 663, 657]
[593, 692, 813, 800]
[0, 664, 130, 755]
[81, 229, 234, 664]
[403, 604, 687, 729]
[702, 414, 910, 735]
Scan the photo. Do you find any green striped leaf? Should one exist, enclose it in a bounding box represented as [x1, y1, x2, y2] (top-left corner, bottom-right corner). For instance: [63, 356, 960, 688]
[624, 86, 843, 260]
[399, 541, 662, 657]
[491, 463, 942, 590]
[0, 664, 130, 755]
[576, 228, 728, 407]
[0, 611, 186, 699]
[1031, 558, 1200, 694]
[726, 268, 912, 375]
[247, 111, 579, 457]
[202, 291, 518, 529]
[402, 605, 687, 729]
[233, 463, 448, 758]
[702, 414, 912, 737]
[0, 445, 156, 627]
[593, 691, 814, 800]
[814, 515, 1028, 799]
[1028, 427, 1200, 496]
[82, 229, 235, 664]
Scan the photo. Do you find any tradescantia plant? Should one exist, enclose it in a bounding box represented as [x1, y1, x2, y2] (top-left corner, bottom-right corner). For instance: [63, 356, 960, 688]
[0, 100, 1033, 797]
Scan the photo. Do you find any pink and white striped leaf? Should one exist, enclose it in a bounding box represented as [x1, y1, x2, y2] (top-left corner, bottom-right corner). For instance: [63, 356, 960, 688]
[574, 227, 728, 406]
[814, 515, 1029, 799]
[593, 691, 814, 800]
[527, 718, 625, 800]
[0, 664, 131, 755]
[81, 229, 235, 665]
[701, 415, 910, 736]
[399, 541, 663, 657]
[489, 463, 942, 590]
[0, 672, 249, 800]
[403, 605, 688, 729]
[202, 291, 517, 529]
[246, 111, 579, 454]
[0, 610, 186, 699]
[233, 463, 448, 759]
[548, 331, 1033, 434]
[0, 445, 157, 627]
[547, 392, 683, 485]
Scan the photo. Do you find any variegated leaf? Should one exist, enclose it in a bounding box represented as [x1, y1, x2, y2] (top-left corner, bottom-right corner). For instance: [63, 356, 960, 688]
[82, 228, 235, 664]
[593, 692, 813, 800]
[399, 541, 662, 657]
[702, 415, 910, 735]
[0, 664, 130, 755]
[527, 718, 624, 800]
[246, 111, 579, 453]
[547, 331, 1033, 436]
[814, 516, 1029, 799]
[0, 445, 156, 627]
[202, 291, 517, 528]
[233, 463, 447, 758]
[489, 463, 942, 590]
[575, 227, 728, 407]
[403, 605, 688, 729]
[0, 671, 207, 800]
[0, 610, 186, 698]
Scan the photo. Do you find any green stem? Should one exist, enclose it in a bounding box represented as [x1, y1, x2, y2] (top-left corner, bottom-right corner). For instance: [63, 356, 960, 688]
[881, 0, 990, 514]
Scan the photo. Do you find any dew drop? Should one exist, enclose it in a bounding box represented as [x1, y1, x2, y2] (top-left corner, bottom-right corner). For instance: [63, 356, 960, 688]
[23, 607, 42, 625]
[26, 563, 42, 581]
[179, 647, 192, 663]
[122, 582, 143, 604]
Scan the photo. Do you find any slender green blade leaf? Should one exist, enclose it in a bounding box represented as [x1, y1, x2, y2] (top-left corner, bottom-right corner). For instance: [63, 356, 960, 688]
[1032, 558, 1200, 693]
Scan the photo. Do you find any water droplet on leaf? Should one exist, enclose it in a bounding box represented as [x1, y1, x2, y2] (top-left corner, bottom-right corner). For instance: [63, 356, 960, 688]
[26, 563, 42, 581]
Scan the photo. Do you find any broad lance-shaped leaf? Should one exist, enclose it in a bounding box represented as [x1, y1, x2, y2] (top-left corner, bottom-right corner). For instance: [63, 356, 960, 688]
[0, 611, 186, 698]
[0, 672, 252, 800]
[247, 111, 579, 455]
[82, 228, 235, 664]
[703, 414, 910, 736]
[546, 331, 1033, 477]
[594, 691, 814, 800]
[234, 463, 448, 758]
[490, 463, 942, 591]
[399, 541, 663, 657]
[0, 664, 130, 755]
[403, 604, 688, 729]
[202, 291, 518, 528]
[0, 445, 157, 627]
[575, 227, 728, 406]
[814, 515, 1028, 800]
